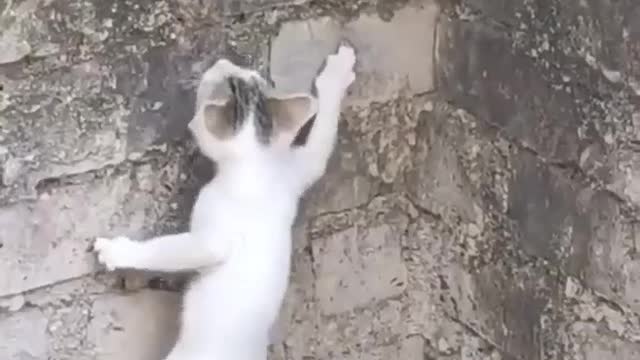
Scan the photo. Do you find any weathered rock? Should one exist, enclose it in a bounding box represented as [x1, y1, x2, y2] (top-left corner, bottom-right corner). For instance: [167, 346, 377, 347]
[315, 299, 406, 358]
[507, 149, 640, 312]
[301, 128, 377, 217]
[405, 106, 483, 222]
[0, 177, 129, 297]
[0, 162, 178, 296]
[0, 308, 49, 359]
[270, 3, 438, 105]
[437, 18, 582, 163]
[312, 224, 407, 315]
[568, 323, 640, 360]
[399, 336, 425, 360]
[0, 62, 128, 203]
[87, 290, 180, 360]
[507, 151, 591, 268]
[460, 0, 640, 94]
[271, 225, 318, 359]
[444, 262, 558, 360]
[270, 16, 340, 95]
[217, 0, 306, 15]
[0, 0, 189, 68]
[2, 0, 640, 359]
[123, 28, 227, 155]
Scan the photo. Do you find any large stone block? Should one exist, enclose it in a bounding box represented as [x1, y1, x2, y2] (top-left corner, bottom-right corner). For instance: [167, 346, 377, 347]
[312, 224, 407, 315]
[461, 0, 640, 92]
[444, 262, 557, 360]
[405, 105, 486, 222]
[0, 177, 126, 296]
[0, 25, 230, 204]
[121, 28, 226, 154]
[271, 225, 318, 359]
[217, 0, 306, 15]
[87, 290, 181, 360]
[0, 62, 128, 203]
[569, 323, 640, 360]
[507, 151, 591, 268]
[508, 151, 640, 312]
[0, 163, 178, 296]
[270, 3, 438, 105]
[301, 126, 376, 217]
[0, 308, 49, 359]
[314, 298, 407, 358]
[0, 0, 186, 67]
[437, 19, 581, 163]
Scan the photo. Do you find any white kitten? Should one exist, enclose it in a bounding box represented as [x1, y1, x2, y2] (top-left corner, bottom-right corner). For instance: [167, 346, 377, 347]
[93, 44, 356, 360]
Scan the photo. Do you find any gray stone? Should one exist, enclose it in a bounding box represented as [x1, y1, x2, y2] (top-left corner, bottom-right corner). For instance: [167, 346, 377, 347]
[507, 151, 590, 268]
[569, 323, 640, 360]
[342, 5, 438, 105]
[606, 150, 640, 208]
[0, 167, 172, 296]
[0, 294, 25, 312]
[270, 17, 342, 94]
[508, 151, 640, 312]
[2, 0, 640, 359]
[217, 0, 306, 15]
[0, 32, 31, 65]
[272, 225, 318, 359]
[315, 299, 407, 359]
[0, 0, 187, 68]
[87, 290, 180, 360]
[301, 131, 376, 217]
[332, 344, 403, 360]
[270, 3, 438, 105]
[405, 107, 483, 222]
[461, 0, 640, 91]
[437, 19, 582, 163]
[0, 308, 49, 359]
[444, 262, 557, 360]
[123, 28, 226, 154]
[398, 336, 425, 360]
[0, 62, 128, 203]
[312, 225, 407, 315]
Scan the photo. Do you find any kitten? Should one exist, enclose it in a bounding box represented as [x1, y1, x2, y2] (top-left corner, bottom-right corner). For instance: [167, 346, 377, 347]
[93, 44, 356, 360]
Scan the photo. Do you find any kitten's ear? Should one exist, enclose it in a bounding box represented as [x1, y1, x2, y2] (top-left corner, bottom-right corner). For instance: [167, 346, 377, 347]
[266, 93, 318, 136]
[202, 100, 234, 140]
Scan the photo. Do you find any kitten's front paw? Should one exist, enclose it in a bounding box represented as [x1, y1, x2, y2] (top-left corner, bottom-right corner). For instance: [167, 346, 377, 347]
[93, 236, 139, 271]
[315, 43, 357, 94]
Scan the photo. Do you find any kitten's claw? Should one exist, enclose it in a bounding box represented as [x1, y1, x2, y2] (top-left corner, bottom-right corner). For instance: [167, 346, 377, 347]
[93, 236, 138, 271]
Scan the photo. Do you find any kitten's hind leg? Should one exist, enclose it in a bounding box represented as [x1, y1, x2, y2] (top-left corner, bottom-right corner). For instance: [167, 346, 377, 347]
[93, 232, 227, 273]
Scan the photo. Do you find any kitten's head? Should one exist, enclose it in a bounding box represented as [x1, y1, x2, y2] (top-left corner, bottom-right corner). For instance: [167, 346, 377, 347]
[188, 61, 317, 162]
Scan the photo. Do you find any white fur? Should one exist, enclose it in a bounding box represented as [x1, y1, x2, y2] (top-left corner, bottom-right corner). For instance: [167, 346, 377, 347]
[94, 45, 356, 360]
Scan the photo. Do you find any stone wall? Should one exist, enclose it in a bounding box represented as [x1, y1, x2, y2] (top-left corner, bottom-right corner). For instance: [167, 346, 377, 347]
[1, 0, 640, 359]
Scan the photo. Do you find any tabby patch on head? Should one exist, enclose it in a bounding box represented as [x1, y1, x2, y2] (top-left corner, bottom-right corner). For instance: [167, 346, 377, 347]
[202, 75, 317, 146]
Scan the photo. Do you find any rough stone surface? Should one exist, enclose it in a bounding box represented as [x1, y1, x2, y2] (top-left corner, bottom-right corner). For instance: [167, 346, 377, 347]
[0, 309, 49, 359]
[313, 224, 407, 314]
[87, 290, 180, 360]
[270, 3, 438, 105]
[0, 162, 181, 296]
[3, 0, 640, 359]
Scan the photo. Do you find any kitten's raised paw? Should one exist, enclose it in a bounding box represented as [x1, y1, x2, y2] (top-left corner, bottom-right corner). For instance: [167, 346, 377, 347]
[93, 236, 139, 271]
[315, 44, 357, 93]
